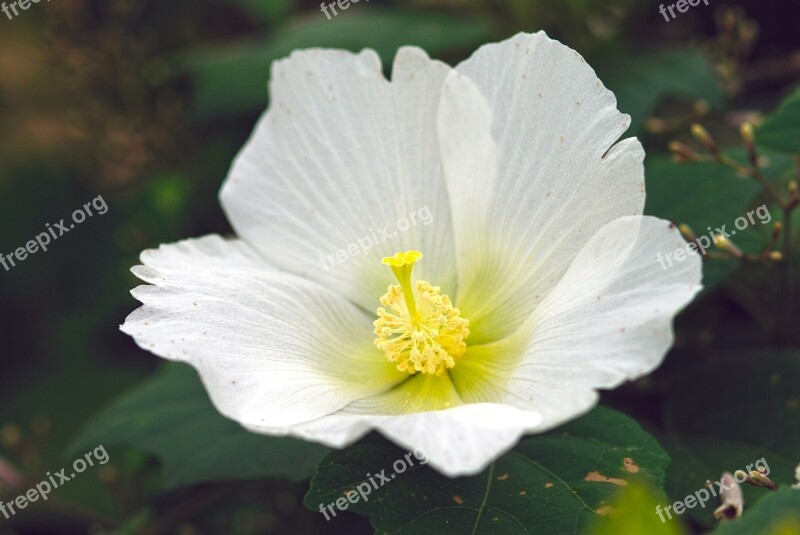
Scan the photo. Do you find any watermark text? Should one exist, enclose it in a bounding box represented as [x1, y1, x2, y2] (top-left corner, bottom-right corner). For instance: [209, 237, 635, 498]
[318, 447, 428, 521]
[0, 195, 109, 273]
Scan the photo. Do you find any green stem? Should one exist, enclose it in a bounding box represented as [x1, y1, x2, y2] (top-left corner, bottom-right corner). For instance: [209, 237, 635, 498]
[720, 153, 787, 208]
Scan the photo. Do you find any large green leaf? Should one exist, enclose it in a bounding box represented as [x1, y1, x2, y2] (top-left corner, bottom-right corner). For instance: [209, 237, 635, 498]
[597, 50, 724, 136]
[304, 407, 670, 534]
[67, 364, 329, 489]
[661, 351, 800, 527]
[179, 9, 490, 118]
[712, 488, 800, 534]
[758, 88, 800, 154]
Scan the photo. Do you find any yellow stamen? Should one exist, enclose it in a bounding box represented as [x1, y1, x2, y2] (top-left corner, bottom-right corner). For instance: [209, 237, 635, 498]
[375, 251, 469, 376]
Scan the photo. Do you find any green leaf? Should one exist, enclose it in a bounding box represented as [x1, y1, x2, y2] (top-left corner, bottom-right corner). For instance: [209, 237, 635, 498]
[68, 364, 329, 489]
[304, 407, 670, 534]
[758, 88, 800, 154]
[597, 50, 724, 136]
[661, 351, 800, 527]
[179, 9, 491, 118]
[644, 157, 764, 290]
[712, 488, 800, 535]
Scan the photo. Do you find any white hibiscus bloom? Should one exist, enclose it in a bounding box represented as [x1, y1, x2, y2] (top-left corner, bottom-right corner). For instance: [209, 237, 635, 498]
[122, 31, 702, 476]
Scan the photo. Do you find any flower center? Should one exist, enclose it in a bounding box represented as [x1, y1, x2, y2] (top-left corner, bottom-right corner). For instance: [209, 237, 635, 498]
[373, 251, 470, 376]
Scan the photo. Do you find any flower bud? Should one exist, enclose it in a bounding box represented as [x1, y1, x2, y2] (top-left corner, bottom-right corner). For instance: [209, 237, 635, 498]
[678, 224, 697, 242]
[691, 123, 718, 155]
[740, 122, 758, 166]
[714, 472, 743, 521]
[668, 141, 697, 162]
[739, 122, 755, 146]
[749, 470, 777, 490]
[715, 235, 743, 258]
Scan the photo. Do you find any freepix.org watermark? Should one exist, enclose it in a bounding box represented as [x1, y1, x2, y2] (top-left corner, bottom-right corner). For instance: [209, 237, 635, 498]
[657, 204, 772, 270]
[318, 206, 433, 270]
[658, 0, 710, 23]
[0, 195, 109, 273]
[654, 457, 770, 523]
[0, 445, 110, 520]
[2, 0, 51, 22]
[320, 0, 369, 20]
[318, 448, 428, 521]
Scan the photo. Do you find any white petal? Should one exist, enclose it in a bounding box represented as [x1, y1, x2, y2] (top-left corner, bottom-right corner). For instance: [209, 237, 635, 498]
[438, 31, 645, 343]
[121, 235, 405, 428]
[250, 403, 545, 477]
[220, 47, 456, 310]
[454, 216, 702, 430]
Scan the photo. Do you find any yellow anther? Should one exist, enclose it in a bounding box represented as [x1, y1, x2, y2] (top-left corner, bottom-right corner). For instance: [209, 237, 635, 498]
[374, 251, 469, 376]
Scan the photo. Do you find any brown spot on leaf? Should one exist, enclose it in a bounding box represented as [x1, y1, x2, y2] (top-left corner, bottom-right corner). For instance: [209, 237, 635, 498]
[623, 457, 640, 473]
[452, 495, 464, 505]
[544, 482, 554, 488]
[497, 473, 509, 481]
[596, 505, 617, 517]
[519, 490, 527, 496]
[584, 471, 628, 487]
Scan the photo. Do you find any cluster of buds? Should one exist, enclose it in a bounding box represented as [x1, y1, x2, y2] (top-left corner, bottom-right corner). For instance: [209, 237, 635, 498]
[669, 121, 800, 265]
[677, 223, 783, 265]
[669, 121, 800, 210]
[668, 122, 753, 173]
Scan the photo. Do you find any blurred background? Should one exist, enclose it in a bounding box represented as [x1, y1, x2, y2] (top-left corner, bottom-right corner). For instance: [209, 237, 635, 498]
[1, 0, 798, 533]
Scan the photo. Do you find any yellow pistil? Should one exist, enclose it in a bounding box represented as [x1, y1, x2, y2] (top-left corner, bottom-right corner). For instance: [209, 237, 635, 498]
[374, 251, 470, 376]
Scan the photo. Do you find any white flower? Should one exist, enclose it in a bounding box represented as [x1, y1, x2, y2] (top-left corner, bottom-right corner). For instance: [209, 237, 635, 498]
[794, 464, 800, 489]
[122, 31, 702, 476]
